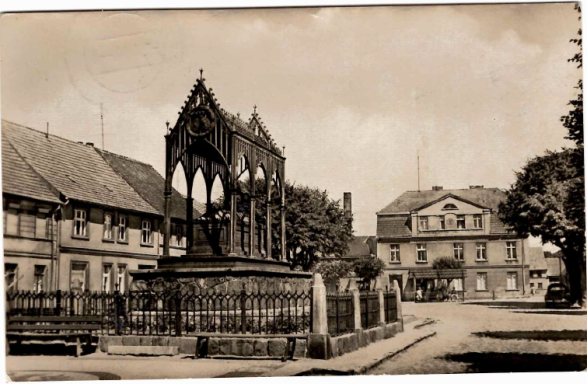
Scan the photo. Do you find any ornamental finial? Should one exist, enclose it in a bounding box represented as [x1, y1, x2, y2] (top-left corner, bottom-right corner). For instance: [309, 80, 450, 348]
[253, 104, 257, 115]
[199, 68, 203, 81]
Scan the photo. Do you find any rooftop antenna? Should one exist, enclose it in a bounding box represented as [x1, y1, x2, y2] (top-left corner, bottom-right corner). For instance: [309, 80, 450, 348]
[417, 150, 421, 192]
[100, 103, 105, 150]
[46, 122, 49, 138]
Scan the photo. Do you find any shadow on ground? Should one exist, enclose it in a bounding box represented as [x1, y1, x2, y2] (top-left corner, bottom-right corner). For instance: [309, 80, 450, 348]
[8, 342, 97, 356]
[464, 301, 548, 309]
[442, 352, 587, 373]
[474, 330, 587, 341]
[513, 310, 587, 316]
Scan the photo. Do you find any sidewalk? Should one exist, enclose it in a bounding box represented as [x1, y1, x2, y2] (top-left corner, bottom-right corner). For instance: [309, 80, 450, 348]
[6, 318, 435, 380]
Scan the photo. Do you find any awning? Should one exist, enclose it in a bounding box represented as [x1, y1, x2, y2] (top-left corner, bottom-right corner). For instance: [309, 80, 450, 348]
[408, 269, 466, 279]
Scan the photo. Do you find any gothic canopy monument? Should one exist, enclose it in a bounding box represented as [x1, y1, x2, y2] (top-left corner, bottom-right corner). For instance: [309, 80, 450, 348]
[132, 72, 309, 288]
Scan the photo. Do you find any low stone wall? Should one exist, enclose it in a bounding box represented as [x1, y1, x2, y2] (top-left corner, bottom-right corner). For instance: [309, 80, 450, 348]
[99, 335, 307, 358]
[328, 321, 404, 359]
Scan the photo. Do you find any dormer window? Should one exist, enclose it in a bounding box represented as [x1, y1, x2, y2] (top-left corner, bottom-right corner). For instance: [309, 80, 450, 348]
[419, 217, 429, 230]
[473, 215, 483, 229]
[439, 216, 445, 229]
[457, 215, 466, 229]
[442, 203, 458, 210]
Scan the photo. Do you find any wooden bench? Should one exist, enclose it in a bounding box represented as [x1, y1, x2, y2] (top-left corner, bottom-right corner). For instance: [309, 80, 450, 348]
[6, 316, 102, 357]
[187, 333, 308, 362]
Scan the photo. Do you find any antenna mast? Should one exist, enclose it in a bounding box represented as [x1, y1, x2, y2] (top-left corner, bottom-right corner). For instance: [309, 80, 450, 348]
[417, 151, 420, 192]
[101, 103, 105, 150]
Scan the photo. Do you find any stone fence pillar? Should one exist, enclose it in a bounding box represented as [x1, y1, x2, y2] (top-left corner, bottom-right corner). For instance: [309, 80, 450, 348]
[308, 273, 329, 359]
[377, 287, 385, 326]
[348, 280, 362, 331]
[393, 280, 404, 329]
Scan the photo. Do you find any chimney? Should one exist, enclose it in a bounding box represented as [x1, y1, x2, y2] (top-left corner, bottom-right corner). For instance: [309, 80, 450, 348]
[77, 141, 83, 145]
[469, 185, 484, 189]
[86, 142, 94, 147]
[344, 192, 352, 217]
[432, 186, 443, 191]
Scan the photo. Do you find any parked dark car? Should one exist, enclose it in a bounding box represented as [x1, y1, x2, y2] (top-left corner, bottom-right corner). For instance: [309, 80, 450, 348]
[545, 283, 572, 308]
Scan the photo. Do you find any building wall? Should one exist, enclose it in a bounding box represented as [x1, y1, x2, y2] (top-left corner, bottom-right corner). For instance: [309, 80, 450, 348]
[377, 237, 531, 300]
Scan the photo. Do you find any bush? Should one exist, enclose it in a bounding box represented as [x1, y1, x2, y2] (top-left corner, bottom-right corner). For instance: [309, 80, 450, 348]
[352, 257, 385, 288]
[314, 260, 354, 286]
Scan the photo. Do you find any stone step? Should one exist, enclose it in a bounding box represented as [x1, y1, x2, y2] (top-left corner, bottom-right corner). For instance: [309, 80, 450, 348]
[107, 345, 179, 356]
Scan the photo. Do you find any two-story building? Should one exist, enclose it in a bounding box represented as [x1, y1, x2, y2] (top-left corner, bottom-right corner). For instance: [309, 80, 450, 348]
[2, 120, 202, 293]
[376, 186, 530, 300]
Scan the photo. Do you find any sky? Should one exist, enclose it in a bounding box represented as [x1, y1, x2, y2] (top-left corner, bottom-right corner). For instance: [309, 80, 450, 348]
[0, 3, 581, 246]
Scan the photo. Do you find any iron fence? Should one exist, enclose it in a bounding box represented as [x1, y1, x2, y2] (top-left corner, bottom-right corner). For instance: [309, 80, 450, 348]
[6, 289, 312, 336]
[360, 291, 379, 329]
[383, 289, 398, 323]
[326, 292, 354, 336]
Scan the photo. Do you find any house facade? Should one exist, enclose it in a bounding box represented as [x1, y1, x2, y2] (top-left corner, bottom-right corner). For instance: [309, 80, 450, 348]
[2, 120, 203, 293]
[528, 247, 549, 294]
[376, 186, 530, 300]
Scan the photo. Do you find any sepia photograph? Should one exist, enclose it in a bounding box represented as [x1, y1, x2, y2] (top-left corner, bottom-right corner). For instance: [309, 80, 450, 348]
[0, 1, 585, 381]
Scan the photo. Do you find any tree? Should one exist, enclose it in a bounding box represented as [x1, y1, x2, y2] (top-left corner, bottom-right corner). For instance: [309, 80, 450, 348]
[432, 256, 463, 291]
[282, 182, 354, 271]
[313, 260, 354, 288]
[352, 257, 386, 289]
[499, 4, 586, 308]
[499, 150, 585, 307]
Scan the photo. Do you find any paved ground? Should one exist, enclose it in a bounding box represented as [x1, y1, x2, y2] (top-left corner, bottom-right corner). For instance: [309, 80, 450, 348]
[368, 298, 587, 375]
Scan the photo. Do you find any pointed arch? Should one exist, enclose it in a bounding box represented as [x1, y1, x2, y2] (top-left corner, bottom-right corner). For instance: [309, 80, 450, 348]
[171, 161, 188, 196]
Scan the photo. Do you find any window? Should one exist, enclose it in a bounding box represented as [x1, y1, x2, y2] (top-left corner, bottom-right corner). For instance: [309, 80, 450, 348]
[453, 243, 464, 261]
[118, 216, 128, 242]
[442, 203, 458, 210]
[419, 217, 428, 230]
[117, 265, 127, 293]
[476, 272, 488, 291]
[416, 244, 427, 262]
[439, 216, 445, 229]
[538, 282, 543, 290]
[473, 215, 483, 229]
[19, 213, 36, 238]
[453, 278, 464, 291]
[34, 265, 46, 293]
[4, 209, 18, 235]
[36, 215, 51, 239]
[506, 242, 517, 259]
[5, 263, 18, 294]
[390, 244, 400, 262]
[456, 215, 466, 229]
[138, 264, 156, 270]
[476, 243, 487, 261]
[70, 262, 88, 292]
[530, 282, 535, 288]
[141, 220, 152, 244]
[176, 224, 184, 247]
[74, 209, 87, 237]
[102, 264, 112, 292]
[103, 213, 113, 240]
[507, 272, 518, 290]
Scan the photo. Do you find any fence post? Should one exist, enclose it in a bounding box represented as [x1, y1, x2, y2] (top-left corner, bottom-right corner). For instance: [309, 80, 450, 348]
[240, 289, 247, 334]
[55, 290, 62, 316]
[175, 290, 182, 337]
[393, 280, 404, 329]
[308, 273, 329, 359]
[348, 280, 361, 331]
[377, 286, 385, 326]
[114, 291, 120, 336]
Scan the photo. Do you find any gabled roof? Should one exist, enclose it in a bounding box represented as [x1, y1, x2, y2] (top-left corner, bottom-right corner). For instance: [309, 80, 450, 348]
[378, 188, 506, 215]
[344, 236, 375, 258]
[376, 216, 412, 237]
[413, 193, 489, 212]
[2, 120, 160, 215]
[2, 131, 62, 204]
[96, 149, 205, 220]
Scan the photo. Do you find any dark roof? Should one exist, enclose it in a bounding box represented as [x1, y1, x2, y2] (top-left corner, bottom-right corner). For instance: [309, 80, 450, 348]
[2, 132, 62, 204]
[376, 216, 412, 238]
[528, 247, 547, 270]
[378, 188, 507, 214]
[344, 236, 375, 258]
[2, 120, 160, 215]
[96, 149, 205, 220]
